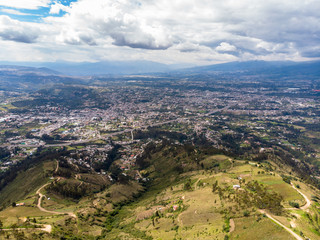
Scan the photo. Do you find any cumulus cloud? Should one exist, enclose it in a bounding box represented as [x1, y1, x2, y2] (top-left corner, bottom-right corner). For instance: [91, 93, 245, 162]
[0, 0, 320, 63]
[49, 2, 70, 15]
[49, 0, 173, 50]
[0, 0, 51, 9]
[0, 16, 39, 43]
[216, 42, 237, 52]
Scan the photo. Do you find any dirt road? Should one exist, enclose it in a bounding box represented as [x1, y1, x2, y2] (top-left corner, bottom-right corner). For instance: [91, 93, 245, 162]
[259, 210, 303, 240]
[36, 179, 77, 218]
[291, 183, 311, 210]
[229, 218, 235, 233]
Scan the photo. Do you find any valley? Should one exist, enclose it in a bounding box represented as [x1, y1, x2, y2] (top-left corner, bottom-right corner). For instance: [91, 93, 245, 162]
[0, 62, 319, 239]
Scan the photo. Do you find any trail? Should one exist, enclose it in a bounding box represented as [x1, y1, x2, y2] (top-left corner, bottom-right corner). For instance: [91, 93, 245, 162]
[259, 210, 303, 240]
[291, 183, 311, 210]
[55, 160, 59, 173]
[256, 182, 311, 239]
[1, 218, 52, 233]
[0, 224, 52, 233]
[194, 177, 206, 190]
[290, 219, 297, 228]
[36, 179, 77, 218]
[229, 218, 235, 233]
[177, 212, 184, 228]
[286, 183, 312, 233]
[194, 175, 215, 190]
[136, 170, 142, 179]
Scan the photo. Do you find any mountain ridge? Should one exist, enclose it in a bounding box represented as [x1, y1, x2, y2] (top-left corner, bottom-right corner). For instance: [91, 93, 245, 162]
[1, 60, 320, 76]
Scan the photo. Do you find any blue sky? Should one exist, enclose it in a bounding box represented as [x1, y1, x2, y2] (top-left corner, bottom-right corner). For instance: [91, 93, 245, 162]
[0, 0, 76, 22]
[0, 0, 319, 64]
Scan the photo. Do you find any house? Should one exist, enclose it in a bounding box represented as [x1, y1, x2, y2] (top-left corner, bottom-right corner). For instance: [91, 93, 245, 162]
[233, 185, 241, 189]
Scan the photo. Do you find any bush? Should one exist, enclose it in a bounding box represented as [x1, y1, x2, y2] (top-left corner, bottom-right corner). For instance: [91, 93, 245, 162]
[184, 179, 193, 191]
[289, 201, 300, 208]
[243, 210, 250, 217]
[281, 175, 292, 184]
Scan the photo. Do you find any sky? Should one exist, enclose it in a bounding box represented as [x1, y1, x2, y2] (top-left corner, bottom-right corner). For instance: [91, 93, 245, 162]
[0, 0, 319, 65]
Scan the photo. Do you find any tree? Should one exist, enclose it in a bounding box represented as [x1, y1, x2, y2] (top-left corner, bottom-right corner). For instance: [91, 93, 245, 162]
[184, 179, 192, 191]
[212, 180, 218, 193]
[12, 202, 16, 207]
[243, 210, 250, 217]
[0, 219, 3, 228]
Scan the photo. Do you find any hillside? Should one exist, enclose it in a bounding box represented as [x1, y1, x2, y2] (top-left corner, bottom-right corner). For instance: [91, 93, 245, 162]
[0, 60, 319, 239]
[0, 65, 84, 92]
[181, 60, 320, 76]
[0, 142, 320, 240]
[0, 61, 175, 76]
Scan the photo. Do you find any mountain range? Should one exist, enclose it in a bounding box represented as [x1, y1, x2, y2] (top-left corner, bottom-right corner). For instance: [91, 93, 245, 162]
[0, 60, 319, 76]
[0, 60, 319, 92]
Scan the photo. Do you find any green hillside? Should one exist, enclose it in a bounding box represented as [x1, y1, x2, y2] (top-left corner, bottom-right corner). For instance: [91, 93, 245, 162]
[0, 145, 320, 240]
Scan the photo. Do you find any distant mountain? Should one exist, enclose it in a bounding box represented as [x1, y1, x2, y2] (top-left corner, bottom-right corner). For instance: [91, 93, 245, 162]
[181, 60, 320, 76]
[0, 60, 319, 92]
[41, 60, 173, 76]
[0, 61, 179, 76]
[0, 65, 81, 92]
[0, 65, 60, 75]
[1, 60, 320, 77]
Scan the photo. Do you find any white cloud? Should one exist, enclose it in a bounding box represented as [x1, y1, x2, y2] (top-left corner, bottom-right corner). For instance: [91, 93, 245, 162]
[0, 0, 320, 64]
[216, 42, 237, 52]
[49, 2, 70, 15]
[0, 0, 51, 9]
[49, 0, 173, 50]
[0, 16, 40, 43]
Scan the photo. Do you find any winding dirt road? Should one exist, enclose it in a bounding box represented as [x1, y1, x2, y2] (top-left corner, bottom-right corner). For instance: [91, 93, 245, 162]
[256, 184, 311, 240]
[259, 210, 303, 240]
[36, 179, 77, 218]
[291, 183, 311, 210]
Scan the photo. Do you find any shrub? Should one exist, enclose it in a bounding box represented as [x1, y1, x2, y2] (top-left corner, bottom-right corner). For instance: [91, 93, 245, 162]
[289, 201, 300, 208]
[243, 210, 250, 217]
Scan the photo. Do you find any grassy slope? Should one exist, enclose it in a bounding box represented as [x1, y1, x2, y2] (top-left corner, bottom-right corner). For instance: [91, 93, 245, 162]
[0, 162, 52, 207]
[102, 155, 313, 240]
[1, 149, 320, 240]
[230, 216, 295, 240]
